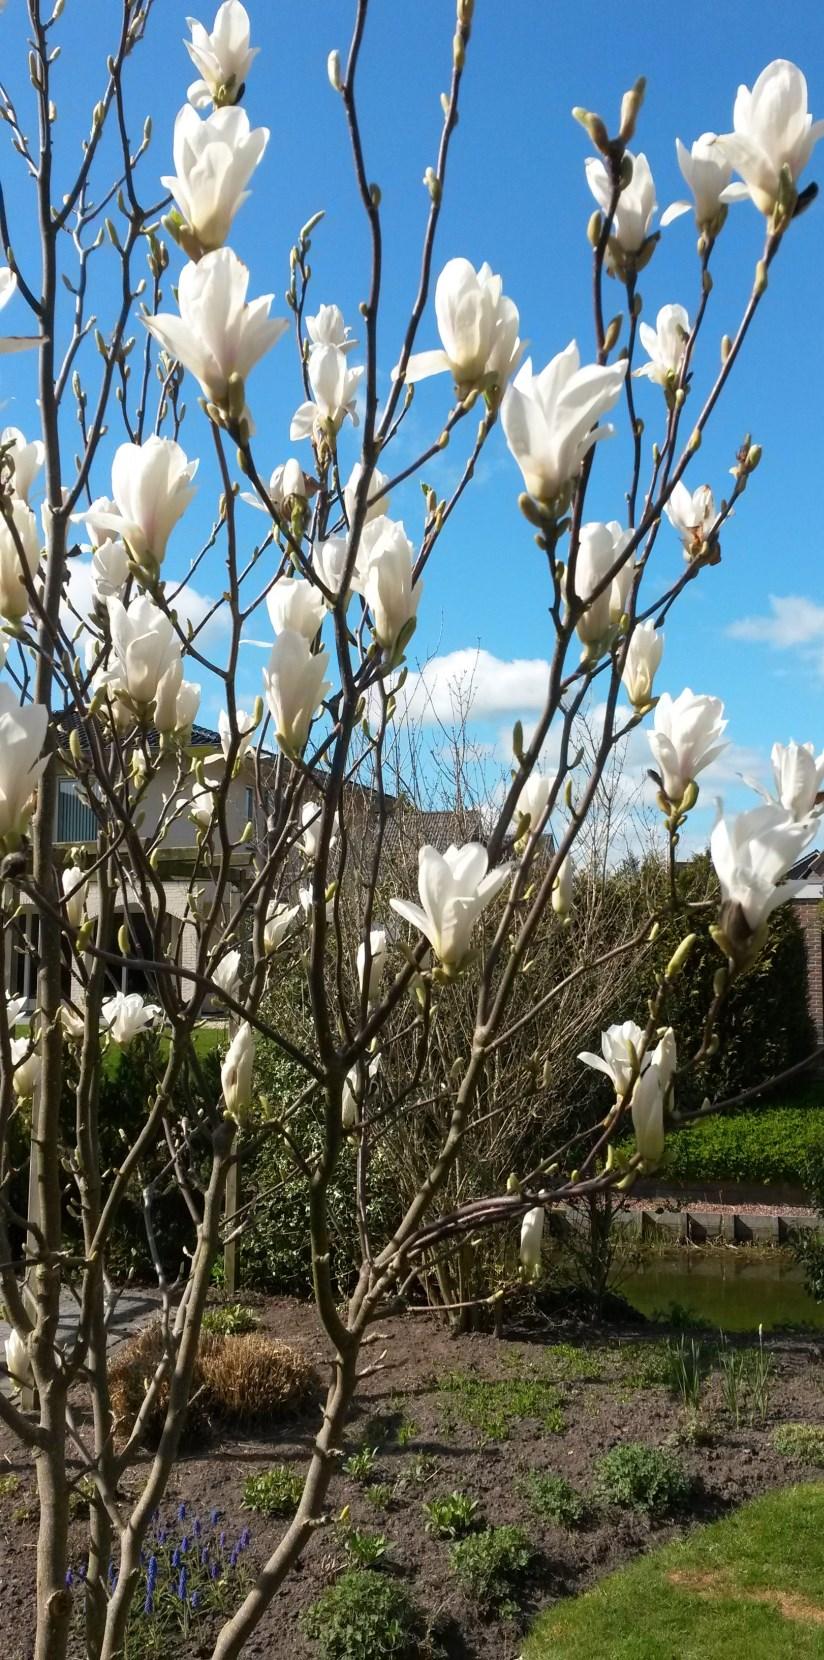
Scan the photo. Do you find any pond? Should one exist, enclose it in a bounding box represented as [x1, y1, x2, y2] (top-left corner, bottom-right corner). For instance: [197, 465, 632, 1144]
[619, 1248, 824, 1332]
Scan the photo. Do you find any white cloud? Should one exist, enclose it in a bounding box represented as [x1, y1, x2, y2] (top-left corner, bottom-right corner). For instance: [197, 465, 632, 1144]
[728, 593, 824, 672]
[63, 558, 228, 654]
[399, 647, 551, 726]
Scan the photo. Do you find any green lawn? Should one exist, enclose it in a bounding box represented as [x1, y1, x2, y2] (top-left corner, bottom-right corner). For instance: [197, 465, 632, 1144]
[525, 1484, 824, 1659]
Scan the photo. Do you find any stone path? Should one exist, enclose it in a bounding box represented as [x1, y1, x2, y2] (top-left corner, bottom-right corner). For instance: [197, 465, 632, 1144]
[1, 1285, 158, 1396]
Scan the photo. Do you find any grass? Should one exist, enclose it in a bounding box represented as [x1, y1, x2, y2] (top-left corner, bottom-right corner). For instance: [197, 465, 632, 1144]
[440, 1369, 565, 1441]
[524, 1484, 824, 1659]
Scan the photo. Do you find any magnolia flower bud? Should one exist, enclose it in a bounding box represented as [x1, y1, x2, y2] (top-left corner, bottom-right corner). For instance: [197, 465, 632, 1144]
[213, 948, 241, 1000]
[327, 49, 341, 91]
[0, 686, 47, 846]
[621, 619, 663, 708]
[10, 1037, 40, 1101]
[221, 1020, 255, 1123]
[357, 929, 387, 1003]
[520, 1205, 545, 1279]
[551, 855, 574, 918]
[4, 1327, 33, 1393]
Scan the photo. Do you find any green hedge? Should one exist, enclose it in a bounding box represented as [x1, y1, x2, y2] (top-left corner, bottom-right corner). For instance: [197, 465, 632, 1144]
[660, 1100, 824, 1188]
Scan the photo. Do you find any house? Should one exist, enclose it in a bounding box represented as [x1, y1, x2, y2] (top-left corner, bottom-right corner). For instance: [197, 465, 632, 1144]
[789, 849, 824, 1045]
[7, 724, 258, 1014]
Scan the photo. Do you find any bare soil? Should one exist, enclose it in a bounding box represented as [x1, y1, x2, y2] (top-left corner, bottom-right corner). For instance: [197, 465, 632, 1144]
[0, 1298, 822, 1659]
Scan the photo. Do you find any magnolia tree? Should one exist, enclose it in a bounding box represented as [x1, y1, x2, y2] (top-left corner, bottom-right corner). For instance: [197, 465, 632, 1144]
[0, 1, 822, 1655]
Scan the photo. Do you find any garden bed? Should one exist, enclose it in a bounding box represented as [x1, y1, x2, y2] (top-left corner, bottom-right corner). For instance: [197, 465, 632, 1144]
[0, 1299, 822, 1658]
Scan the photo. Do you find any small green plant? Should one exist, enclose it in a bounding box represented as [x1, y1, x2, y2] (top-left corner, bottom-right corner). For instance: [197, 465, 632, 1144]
[749, 1326, 774, 1423]
[242, 1465, 303, 1517]
[342, 1445, 379, 1484]
[301, 1570, 421, 1659]
[449, 1524, 533, 1616]
[773, 1423, 824, 1464]
[201, 1303, 259, 1337]
[441, 1369, 564, 1441]
[395, 1416, 417, 1447]
[364, 1482, 393, 1510]
[0, 1472, 19, 1499]
[718, 1339, 748, 1427]
[717, 1333, 772, 1427]
[666, 1336, 707, 1410]
[400, 1452, 439, 1488]
[594, 1443, 693, 1517]
[342, 1527, 391, 1568]
[521, 1471, 586, 1529]
[544, 1343, 603, 1381]
[617, 1342, 672, 1391]
[422, 1490, 480, 1539]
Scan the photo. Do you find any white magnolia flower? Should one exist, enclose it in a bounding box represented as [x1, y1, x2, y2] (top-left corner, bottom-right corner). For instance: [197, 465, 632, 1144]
[390, 843, 511, 969]
[621, 619, 664, 708]
[359, 517, 422, 655]
[343, 461, 390, 525]
[185, 0, 258, 109]
[573, 520, 632, 646]
[173, 680, 201, 736]
[342, 1064, 360, 1131]
[631, 1064, 665, 1166]
[648, 689, 727, 805]
[5, 995, 27, 1029]
[520, 1205, 545, 1278]
[769, 741, 824, 820]
[79, 438, 197, 571]
[5, 1327, 33, 1392]
[262, 629, 330, 755]
[0, 497, 40, 621]
[0, 427, 44, 502]
[101, 992, 160, 1047]
[91, 540, 130, 603]
[551, 854, 574, 918]
[210, 949, 239, 996]
[578, 1019, 646, 1098]
[218, 707, 256, 762]
[145, 248, 287, 427]
[0, 267, 40, 355]
[651, 1027, 677, 1098]
[586, 150, 657, 252]
[242, 458, 306, 515]
[299, 799, 336, 860]
[664, 480, 716, 559]
[501, 344, 627, 505]
[10, 1037, 40, 1100]
[635, 303, 690, 388]
[515, 773, 551, 835]
[290, 344, 364, 440]
[711, 802, 814, 935]
[400, 257, 521, 394]
[312, 535, 353, 601]
[719, 59, 824, 216]
[263, 900, 300, 954]
[357, 929, 387, 1003]
[187, 774, 219, 830]
[163, 104, 268, 255]
[221, 1020, 254, 1121]
[213, 948, 241, 999]
[661, 134, 745, 228]
[60, 1004, 87, 1041]
[306, 303, 356, 353]
[267, 575, 325, 641]
[106, 594, 183, 713]
[0, 685, 47, 842]
[298, 884, 334, 923]
[61, 865, 88, 929]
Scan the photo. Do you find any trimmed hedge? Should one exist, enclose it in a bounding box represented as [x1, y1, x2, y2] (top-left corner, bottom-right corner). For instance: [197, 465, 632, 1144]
[661, 1100, 824, 1188]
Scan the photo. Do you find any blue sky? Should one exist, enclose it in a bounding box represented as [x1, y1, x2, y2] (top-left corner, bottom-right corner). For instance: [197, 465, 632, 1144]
[1, 0, 823, 849]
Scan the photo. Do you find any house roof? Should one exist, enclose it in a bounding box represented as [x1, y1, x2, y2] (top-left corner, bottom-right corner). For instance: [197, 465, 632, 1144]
[788, 848, 824, 882]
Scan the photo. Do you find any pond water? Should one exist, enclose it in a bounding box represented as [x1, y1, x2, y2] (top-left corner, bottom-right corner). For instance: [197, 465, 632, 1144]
[620, 1249, 824, 1332]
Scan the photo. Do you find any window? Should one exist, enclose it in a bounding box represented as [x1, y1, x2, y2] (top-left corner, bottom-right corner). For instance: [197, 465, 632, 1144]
[10, 911, 39, 1004]
[245, 786, 255, 823]
[56, 779, 97, 845]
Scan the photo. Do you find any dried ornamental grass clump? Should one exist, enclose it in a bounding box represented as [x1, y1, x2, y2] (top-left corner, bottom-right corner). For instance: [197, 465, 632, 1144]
[108, 1322, 317, 1443]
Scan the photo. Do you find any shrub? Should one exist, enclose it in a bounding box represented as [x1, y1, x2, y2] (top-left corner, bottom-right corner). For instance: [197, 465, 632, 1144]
[202, 1303, 259, 1336]
[792, 1229, 824, 1302]
[422, 1490, 480, 1539]
[301, 1570, 421, 1658]
[108, 1323, 317, 1443]
[449, 1525, 533, 1615]
[593, 1443, 693, 1517]
[521, 1472, 586, 1529]
[773, 1423, 824, 1464]
[659, 1104, 824, 1189]
[242, 1466, 304, 1517]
